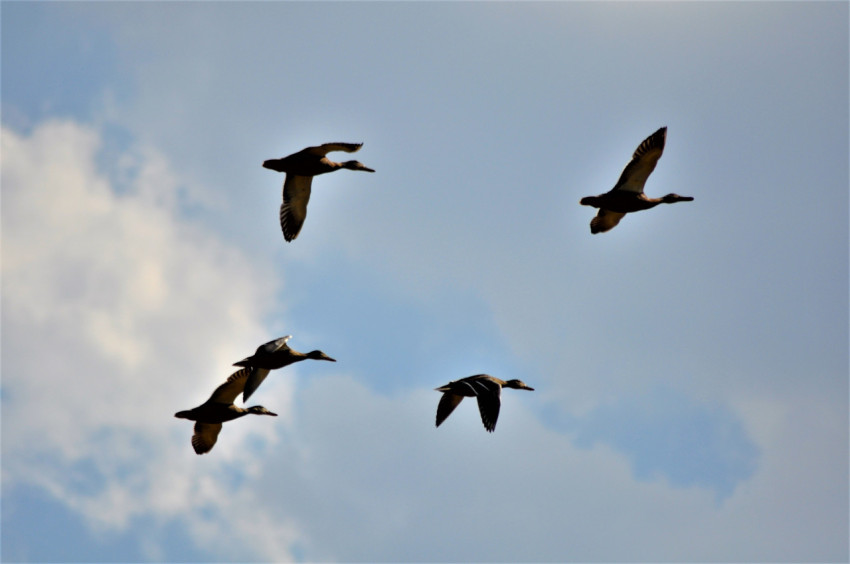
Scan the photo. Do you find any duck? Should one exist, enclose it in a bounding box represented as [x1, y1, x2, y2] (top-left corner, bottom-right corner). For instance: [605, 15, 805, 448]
[580, 127, 693, 233]
[263, 142, 375, 242]
[434, 374, 534, 432]
[233, 335, 336, 402]
[174, 368, 277, 455]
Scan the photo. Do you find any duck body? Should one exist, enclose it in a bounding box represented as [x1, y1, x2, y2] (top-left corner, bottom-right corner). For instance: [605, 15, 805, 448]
[263, 142, 375, 242]
[233, 335, 336, 402]
[580, 191, 675, 214]
[580, 127, 693, 234]
[175, 368, 278, 455]
[434, 374, 534, 433]
[175, 402, 265, 425]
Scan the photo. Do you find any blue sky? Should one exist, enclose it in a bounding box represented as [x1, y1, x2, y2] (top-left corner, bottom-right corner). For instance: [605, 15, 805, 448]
[2, 2, 847, 562]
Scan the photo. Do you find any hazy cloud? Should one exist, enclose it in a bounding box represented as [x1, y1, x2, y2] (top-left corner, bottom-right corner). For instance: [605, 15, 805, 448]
[1, 120, 299, 560]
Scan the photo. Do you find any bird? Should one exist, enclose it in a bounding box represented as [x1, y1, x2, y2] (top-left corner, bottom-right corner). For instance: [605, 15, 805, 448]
[233, 335, 336, 402]
[580, 127, 693, 233]
[174, 368, 277, 455]
[262, 142, 375, 242]
[434, 374, 534, 432]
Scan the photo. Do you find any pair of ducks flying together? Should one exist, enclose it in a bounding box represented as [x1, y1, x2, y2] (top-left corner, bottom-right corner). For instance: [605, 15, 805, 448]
[260, 126, 692, 240]
[175, 336, 335, 454]
[176, 127, 694, 454]
[175, 336, 534, 453]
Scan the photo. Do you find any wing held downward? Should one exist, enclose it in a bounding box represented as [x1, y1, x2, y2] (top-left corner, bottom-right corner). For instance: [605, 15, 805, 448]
[192, 422, 223, 454]
[242, 367, 272, 402]
[590, 209, 626, 234]
[280, 175, 313, 241]
[474, 384, 502, 432]
[436, 393, 464, 427]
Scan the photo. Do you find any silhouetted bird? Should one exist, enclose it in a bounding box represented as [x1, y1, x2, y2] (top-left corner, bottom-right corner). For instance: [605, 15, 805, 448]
[434, 374, 534, 432]
[580, 127, 693, 233]
[233, 335, 336, 402]
[263, 142, 375, 241]
[175, 368, 277, 455]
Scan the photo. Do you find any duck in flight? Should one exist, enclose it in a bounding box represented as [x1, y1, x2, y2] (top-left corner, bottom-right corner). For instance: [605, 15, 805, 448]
[580, 127, 693, 233]
[174, 368, 277, 455]
[435, 374, 534, 432]
[263, 142, 375, 242]
[233, 335, 336, 402]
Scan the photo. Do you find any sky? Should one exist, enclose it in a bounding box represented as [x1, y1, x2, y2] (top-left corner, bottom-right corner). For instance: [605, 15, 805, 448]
[1, 2, 848, 562]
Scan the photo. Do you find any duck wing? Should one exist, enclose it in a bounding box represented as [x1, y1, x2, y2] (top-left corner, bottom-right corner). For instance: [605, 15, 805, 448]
[436, 393, 464, 427]
[260, 335, 292, 355]
[280, 174, 313, 242]
[242, 367, 271, 402]
[611, 127, 667, 194]
[473, 380, 502, 433]
[208, 368, 250, 404]
[590, 209, 626, 234]
[306, 142, 363, 157]
[192, 422, 223, 454]
[235, 335, 293, 368]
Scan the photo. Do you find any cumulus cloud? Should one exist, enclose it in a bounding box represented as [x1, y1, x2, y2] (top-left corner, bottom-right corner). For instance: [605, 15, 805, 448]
[1, 120, 298, 560]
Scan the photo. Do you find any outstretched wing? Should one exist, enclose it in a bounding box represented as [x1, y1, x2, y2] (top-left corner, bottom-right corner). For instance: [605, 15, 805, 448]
[306, 142, 363, 157]
[242, 367, 271, 402]
[436, 393, 464, 427]
[590, 209, 626, 234]
[280, 175, 313, 241]
[192, 422, 223, 454]
[471, 379, 503, 432]
[208, 368, 251, 404]
[612, 127, 667, 194]
[261, 335, 292, 354]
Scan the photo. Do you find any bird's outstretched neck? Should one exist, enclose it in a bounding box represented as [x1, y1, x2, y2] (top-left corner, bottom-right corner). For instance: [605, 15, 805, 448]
[341, 160, 375, 172]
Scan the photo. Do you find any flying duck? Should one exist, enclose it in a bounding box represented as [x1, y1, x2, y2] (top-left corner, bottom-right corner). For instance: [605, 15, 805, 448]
[234, 335, 336, 402]
[434, 374, 534, 432]
[174, 368, 277, 455]
[580, 127, 693, 233]
[263, 142, 375, 241]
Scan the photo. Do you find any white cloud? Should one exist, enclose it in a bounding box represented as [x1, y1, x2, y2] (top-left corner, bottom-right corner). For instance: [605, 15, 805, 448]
[1, 120, 299, 560]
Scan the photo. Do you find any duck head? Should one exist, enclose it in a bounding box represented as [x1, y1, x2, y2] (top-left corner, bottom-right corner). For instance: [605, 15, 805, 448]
[504, 379, 535, 391]
[262, 158, 289, 172]
[247, 406, 278, 416]
[579, 195, 602, 208]
[661, 193, 694, 203]
[342, 160, 375, 172]
[307, 350, 336, 362]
